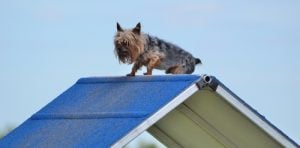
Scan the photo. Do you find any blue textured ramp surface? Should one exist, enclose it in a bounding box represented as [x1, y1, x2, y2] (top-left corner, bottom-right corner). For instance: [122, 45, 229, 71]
[0, 75, 200, 147]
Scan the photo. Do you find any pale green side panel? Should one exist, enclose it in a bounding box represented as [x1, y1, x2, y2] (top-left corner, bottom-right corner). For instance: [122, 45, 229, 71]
[149, 89, 283, 148]
[152, 109, 225, 148]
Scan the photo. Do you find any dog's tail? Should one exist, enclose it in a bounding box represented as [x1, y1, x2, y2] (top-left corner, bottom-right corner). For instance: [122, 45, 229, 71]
[195, 58, 202, 65]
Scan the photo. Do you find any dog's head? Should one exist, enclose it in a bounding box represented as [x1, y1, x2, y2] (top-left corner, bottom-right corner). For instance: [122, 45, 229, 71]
[114, 22, 145, 64]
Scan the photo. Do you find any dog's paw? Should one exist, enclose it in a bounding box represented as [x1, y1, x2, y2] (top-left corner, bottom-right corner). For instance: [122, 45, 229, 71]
[126, 73, 135, 77]
[143, 72, 152, 75]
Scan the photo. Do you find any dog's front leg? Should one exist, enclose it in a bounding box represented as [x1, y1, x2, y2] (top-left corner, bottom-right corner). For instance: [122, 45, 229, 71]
[127, 62, 142, 76]
[144, 56, 160, 75]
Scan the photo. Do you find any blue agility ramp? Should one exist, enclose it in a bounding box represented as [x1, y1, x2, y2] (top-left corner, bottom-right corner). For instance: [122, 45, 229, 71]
[0, 75, 199, 147]
[0, 75, 298, 148]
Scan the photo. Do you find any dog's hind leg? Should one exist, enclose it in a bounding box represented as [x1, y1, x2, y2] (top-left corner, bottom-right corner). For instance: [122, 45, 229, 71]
[165, 65, 184, 74]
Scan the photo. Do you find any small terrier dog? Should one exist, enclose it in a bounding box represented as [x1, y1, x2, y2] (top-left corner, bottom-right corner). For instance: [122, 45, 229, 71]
[114, 22, 201, 76]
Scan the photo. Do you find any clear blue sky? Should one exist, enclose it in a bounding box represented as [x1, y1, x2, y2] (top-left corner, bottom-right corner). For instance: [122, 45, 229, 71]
[0, 0, 299, 145]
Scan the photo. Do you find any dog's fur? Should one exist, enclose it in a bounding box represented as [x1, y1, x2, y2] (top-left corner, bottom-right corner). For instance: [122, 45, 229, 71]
[114, 22, 201, 76]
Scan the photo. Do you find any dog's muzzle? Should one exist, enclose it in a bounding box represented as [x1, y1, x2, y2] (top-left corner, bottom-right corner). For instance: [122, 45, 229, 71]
[117, 48, 129, 56]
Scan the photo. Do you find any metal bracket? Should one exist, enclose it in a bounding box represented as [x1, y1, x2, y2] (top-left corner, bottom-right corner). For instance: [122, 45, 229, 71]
[196, 74, 219, 91]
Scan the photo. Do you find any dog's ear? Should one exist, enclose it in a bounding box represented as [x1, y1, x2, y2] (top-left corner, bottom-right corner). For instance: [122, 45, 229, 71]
[133, 22, 141, 34]
[117, 22, 123, 32]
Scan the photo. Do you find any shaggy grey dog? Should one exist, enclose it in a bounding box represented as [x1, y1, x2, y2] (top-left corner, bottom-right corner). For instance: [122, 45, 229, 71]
[114, 22, 201, 76]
